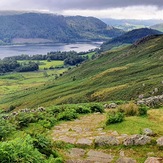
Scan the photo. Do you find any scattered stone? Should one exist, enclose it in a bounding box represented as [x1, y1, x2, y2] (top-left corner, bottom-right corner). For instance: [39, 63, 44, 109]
[108, 103, 117, 109]
[120, 151, 125, 157]
[156, 137, 163, 146]
[138, 94, 144, 99]
[69, 148, 86, 158]
[137, 95, 163, 107]
[144, 157, 163, 163]
[143, 128, 155, 136]
[124, 135, 151, 146]
[76, 138, 93, 146]
[116, 157, 137, 163]
[38, 107, 46, 112]
[87, 150, 113, 163]
[112, 131, 119, 136]
[95, 136, 120, 147]
[104, 104, 108, 108]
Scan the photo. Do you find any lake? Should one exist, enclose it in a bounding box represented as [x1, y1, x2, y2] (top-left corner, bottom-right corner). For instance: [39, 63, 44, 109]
[0, 42, 102, 59]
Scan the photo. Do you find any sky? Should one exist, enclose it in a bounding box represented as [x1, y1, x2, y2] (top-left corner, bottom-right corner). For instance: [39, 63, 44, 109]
[0, 0, 163, 20]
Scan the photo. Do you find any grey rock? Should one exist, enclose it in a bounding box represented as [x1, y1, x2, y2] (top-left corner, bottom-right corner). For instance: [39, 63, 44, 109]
[116, 157, 137, 163]
[69, 148, 86, 158]
[144, 157, 163, 163]
[143, 128, 155, 136]
[120, 151, 125, 157]
[87, 150, 113, 163]
[124, 135, 151, 146]
[137, 95, 163, 107]
[76, 138, 93, 146]
[108, 103, 117, 109]
[156, 137, 163, 146]
[95, 136, 120, 147]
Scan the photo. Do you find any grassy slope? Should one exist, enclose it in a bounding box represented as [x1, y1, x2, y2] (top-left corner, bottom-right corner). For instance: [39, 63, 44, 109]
[0, 35, 163, 110]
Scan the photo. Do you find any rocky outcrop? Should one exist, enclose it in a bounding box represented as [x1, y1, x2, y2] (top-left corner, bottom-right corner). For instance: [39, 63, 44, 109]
[156, 137, 163, 146]
[104, 103, 117, 109]
[137, 95, 163, 107]
[142, 128, 155, 136]
[95, 136, 120, 147]
[124, 135, 151, 146]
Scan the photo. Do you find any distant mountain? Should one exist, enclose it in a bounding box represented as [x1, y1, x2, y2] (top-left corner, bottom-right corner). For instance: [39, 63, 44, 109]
[101, 28, 162, 51]
[151, 23, 163, 32]
[0, 12, 123, 44]
[101, 18, 163, 31]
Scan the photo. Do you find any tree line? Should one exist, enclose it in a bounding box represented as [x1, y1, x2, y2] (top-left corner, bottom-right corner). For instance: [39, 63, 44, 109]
[4, 51, 90, 66]
[0, 60, 39, 73]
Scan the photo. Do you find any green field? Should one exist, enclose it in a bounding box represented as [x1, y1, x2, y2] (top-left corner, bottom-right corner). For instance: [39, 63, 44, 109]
[18, 60, 64, 70]
[0, 60, 67, 103]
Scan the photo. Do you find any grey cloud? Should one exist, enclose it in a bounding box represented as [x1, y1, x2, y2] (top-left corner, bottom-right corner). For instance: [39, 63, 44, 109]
[0, 0, 162, 10]
[45, 0, 163, 10]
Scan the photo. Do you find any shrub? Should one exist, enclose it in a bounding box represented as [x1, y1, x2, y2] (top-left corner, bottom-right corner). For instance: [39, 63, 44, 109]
[118, 102, 138, 116]
[106, 111, 124, 125]
[38, 118, 56, 129]
[6, 105, 16, 112]
[57, 109, 78, 121]
[0, 135, 45, 163]
[138, 105, 149, 116]
[76, 106, 91, 114]
[33, 134, 58, 158]
[89, 104, 104, 113]
[0, 119, 15, 140]
[15, 113, 36, 128]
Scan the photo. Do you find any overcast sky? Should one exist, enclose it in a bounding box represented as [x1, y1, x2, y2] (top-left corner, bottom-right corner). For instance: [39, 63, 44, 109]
[0, 0, 163, 20]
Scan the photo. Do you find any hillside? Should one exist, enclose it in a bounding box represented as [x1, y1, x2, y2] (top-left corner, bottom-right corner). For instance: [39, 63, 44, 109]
[0, 35, 163, 110]
[101, 28, 162, 51]
[0, 12, 123, 44]
[151, 23, 163, 32]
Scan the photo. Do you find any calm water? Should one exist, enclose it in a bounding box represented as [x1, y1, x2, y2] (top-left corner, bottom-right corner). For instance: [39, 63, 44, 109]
[0, 42, 102, 59]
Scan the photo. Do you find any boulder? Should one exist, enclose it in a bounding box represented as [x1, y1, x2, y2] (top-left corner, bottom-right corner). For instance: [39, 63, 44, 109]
[69, 148, 86, 157]
[156, 137, 163, 146]
[116, 157, 137, 163]
[143, 128, 155, 136]
[124, 135, 151, 146]
[144, 157, 163, 163]
[95, 136, 120, 147]
[108, 103, 117, 109]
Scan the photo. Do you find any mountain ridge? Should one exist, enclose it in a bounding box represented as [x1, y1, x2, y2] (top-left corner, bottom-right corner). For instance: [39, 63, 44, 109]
[101, 28, 162, 51]
[0, 12, 123, 44]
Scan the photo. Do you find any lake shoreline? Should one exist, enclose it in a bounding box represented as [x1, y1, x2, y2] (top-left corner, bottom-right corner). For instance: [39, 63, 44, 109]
[0, 42, 102, 59]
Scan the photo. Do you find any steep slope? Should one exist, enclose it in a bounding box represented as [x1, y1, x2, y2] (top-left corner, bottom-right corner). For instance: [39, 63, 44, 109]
[0, 12, 123, 44]
[0, 35, 163, 109]
[101, 28, 162, 51]
[151, 23, 163, 32]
